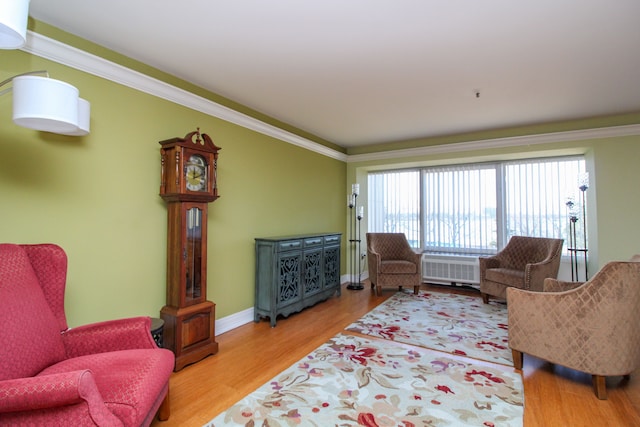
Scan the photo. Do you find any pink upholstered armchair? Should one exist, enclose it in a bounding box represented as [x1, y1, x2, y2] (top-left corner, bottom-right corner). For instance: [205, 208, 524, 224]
[366, 233, 422, 296]
[0, 243, 175, 426]
[507, 260, 640, 399]
[479, 235, 564, 303]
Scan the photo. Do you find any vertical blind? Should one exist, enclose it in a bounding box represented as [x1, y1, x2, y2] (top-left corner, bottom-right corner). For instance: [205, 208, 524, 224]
[368, 169, 420, 246]
[368, 156, 585, 253]
[503, 157, 586, 248]
[423, 164, 497, 253]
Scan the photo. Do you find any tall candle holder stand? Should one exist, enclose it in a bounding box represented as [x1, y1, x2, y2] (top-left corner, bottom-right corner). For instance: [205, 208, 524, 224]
[578, 174, 589, 280]
[347, 184, 364, 290]
[566, 209, 580, 281]
[566, 173, 589, 281]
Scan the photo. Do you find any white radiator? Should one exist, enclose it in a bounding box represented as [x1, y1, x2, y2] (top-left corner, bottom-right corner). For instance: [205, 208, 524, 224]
[422, 253, 480, 285]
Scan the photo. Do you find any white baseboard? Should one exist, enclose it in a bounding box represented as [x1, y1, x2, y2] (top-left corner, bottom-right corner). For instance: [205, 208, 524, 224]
[214, 274, 370, 336]
[215, 307, 254, 336]
[341, 272, 369, 284]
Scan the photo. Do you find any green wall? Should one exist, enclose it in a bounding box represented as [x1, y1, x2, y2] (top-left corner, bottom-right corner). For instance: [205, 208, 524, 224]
[0, 48, 346, 327]
[3, 26, 640, 330]
[589, 136, 640, 263]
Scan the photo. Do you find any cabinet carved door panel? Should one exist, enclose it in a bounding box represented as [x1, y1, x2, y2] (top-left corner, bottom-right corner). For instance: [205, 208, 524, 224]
[324, 246, 340, 289]
[278, 253, 301, 307]
[304, 248, 322, 295]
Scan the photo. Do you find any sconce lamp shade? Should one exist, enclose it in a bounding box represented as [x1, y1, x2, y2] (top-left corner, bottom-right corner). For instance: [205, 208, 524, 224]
[61, 98, 91, 136]
[0, 0, 30, 49]
[12, 75, 81, 134]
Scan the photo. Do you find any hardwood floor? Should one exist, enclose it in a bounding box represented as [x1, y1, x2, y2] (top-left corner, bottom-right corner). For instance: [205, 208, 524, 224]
[151, 282, 640, 427]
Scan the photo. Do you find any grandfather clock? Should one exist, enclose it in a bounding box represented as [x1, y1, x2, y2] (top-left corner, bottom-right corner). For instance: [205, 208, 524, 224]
[159, 129, 221, 371]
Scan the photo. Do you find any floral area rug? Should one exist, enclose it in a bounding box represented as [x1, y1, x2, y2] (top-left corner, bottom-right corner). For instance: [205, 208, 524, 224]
[206, 333, 523, 426]
[346, 291, 512, 366]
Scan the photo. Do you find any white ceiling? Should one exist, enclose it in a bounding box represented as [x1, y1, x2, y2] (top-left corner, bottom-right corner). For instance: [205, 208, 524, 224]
[28, 0, 640, 148]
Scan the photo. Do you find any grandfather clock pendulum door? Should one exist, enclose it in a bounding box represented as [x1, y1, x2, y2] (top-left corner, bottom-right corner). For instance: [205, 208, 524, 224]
[159, 129, 221, 371]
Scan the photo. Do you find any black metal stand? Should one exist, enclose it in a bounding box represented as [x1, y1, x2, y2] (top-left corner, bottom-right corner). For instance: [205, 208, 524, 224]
[579, 186, 588, 280]
[566, 180, 589, 282]
[567, 216, 587, 281]
[347, 189, 364, 290]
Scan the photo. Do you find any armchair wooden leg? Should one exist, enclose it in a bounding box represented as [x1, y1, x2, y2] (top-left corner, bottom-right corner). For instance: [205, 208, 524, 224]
[512, 349, 523, 370]
[592, 375, 608, 400]
[481, 293, 489, 304]
[158, 387, 170, 421]
[413, 285, 419, 294]
[376, 285, 382, 296]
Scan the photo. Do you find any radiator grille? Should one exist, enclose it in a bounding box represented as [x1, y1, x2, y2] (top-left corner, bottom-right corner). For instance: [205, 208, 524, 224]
[422, 254, 480, 284]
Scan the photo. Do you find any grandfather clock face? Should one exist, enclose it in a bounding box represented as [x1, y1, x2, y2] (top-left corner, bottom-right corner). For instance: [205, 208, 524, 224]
[184, 154, 208, 192]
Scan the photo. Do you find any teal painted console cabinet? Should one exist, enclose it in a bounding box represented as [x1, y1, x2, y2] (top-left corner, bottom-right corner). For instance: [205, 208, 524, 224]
[254, 233, 341, 326]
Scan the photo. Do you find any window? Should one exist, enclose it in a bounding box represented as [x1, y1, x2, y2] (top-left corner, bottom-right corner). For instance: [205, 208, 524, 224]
[423, 164, 497, 254]
[368, 169, 420, 247]
[368, 156, 585, 253]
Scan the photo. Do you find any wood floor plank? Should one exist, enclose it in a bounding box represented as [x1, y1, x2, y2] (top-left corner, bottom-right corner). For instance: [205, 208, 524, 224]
[151, 282, 640, 427]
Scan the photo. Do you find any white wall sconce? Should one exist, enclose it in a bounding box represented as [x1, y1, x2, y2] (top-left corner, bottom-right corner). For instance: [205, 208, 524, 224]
[0, 70, 91, 135]
[64, 97, 91, 136]
[1, 1, 90, 135]
[0, 0, 30, 49]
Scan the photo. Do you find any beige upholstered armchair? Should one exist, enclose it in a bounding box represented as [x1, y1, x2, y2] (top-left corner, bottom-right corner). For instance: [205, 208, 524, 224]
[507, 260, 640, 399]
[366, 233, 422, 296]
[479, 236, 564, 303]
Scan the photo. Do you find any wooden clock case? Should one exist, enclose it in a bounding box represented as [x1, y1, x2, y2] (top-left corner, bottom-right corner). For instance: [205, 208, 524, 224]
[159, 129, 221, 371]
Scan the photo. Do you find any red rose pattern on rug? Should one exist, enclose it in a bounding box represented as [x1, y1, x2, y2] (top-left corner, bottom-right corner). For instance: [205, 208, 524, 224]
[347, 290, 512, 366]
[206, 333, 523, 426]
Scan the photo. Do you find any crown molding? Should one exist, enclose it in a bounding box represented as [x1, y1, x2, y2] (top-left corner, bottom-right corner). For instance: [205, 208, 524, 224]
[21, 31, 348, 162]
[19, 32, 640, 165]
[346, 124, 640, 163]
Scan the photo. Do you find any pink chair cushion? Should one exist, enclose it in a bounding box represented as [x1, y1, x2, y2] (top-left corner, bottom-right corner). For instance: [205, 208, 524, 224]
[39, 349, 175, 427]
[0, 244, 66, 380]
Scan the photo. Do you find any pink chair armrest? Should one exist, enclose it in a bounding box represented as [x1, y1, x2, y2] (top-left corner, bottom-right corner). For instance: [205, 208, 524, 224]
[0, 370, 123, 426]
[62, 316, 157, 358]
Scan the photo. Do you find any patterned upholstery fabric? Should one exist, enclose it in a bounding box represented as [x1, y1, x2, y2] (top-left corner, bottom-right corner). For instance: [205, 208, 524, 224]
[507, 260, 640, 399]
[366, 233, 422, 295]
[479, 236, 564, 302]
[22, 243, 70, 331]
[0, 245, 67, 380]
[0, 243, 175, 426]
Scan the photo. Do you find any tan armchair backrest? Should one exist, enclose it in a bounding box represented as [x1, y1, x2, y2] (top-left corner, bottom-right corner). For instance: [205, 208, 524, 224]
[366, 232, 417, 261]
[494, 236, 564, 270]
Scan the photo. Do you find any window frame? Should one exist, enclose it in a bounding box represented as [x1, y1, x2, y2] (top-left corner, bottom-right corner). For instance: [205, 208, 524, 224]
[367, 155, 586, 254]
